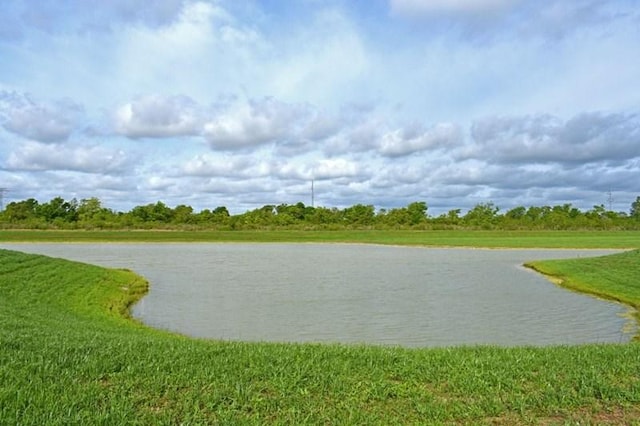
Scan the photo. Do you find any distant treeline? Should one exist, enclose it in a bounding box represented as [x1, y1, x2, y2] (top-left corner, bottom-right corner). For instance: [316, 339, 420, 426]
[1, 196, 640, 230]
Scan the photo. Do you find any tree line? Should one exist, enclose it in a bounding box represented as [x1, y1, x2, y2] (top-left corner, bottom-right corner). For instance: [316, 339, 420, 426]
[1, 196, 640, 230]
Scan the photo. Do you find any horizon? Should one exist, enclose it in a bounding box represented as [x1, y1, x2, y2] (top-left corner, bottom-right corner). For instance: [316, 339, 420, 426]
[2, 193, 637, 218]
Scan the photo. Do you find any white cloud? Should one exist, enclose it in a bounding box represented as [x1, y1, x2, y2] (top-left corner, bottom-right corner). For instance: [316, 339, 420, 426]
[203, 98, 305, 150]
[144, 175, 175, 191]
[300, 111, 343, 142]
[372, 163, 432, 188]
[326, 118, 383, 154]
[182, 153, 362, 183]
[5, 141, 131, 174]
[114, 94, 202, 138]
[111, 94, 350, 154]
[277, 157, 364, 181]
[379, 123, 462, 157]
[182, 153, 257, 177]
[0, 91, 83, 143]
[465, 112, 640, 164]
[313, 158, 360, 180]
[114, 1, 265, 99]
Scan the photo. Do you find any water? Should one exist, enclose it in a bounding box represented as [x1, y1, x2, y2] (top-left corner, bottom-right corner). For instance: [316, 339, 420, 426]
[3, 243, 634, 347]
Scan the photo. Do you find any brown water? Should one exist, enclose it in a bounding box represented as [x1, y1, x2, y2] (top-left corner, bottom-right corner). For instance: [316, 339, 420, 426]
[3, 243, 633, 347]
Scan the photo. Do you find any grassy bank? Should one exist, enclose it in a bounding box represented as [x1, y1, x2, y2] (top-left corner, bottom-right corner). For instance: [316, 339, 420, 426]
[2, 228, 640, 248]
[1, 248, 640, 424]
[526, 250, 640, 329]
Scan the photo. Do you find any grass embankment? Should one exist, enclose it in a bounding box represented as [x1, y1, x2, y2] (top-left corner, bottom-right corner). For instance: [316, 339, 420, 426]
[1, 249, 640, 424]
[2, 229, 640, 248]
[527, 249, 640, 331]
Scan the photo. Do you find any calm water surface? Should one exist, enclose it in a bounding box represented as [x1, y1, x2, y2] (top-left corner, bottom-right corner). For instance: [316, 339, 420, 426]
[3, 243, 634, 347]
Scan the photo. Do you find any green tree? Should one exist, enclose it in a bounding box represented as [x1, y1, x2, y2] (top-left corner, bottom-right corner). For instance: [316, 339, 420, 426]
[379, 207, 410, 227]
[307, 206, 340, 225]
[196, 206, 230, 226]
[36, 197, 78, 223]
[631, 196, 640, 219]
[545, 204, 580, 229]
[213, 206, 230, 217]
[172, 205, 195, 224]
[274, 203, 310, 225]
[342, 204, 375, 226]
[233, 205, 277, 228]
[77, 197, 117, 228]
[406, 201, 428, 225]
[78, 197, 102, 220]
[464, 202, 500, 228]
[445, 209, 461, 225]
[2, 198, 39, 222]
[505, 206, 526, 220]
[130, 201, 174, 223]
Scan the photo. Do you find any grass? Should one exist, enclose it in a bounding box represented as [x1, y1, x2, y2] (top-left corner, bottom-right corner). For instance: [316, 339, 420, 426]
[2, 233, 640, 424]
[526, 249, 640, 328]
[2, 228, 640, 248]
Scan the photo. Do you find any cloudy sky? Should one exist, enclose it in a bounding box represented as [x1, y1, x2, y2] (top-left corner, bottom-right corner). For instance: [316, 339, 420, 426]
[0, 0, 638, 215]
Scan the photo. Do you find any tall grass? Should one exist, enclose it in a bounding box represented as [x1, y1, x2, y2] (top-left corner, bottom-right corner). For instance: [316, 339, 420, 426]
[1, 248, 640, 424]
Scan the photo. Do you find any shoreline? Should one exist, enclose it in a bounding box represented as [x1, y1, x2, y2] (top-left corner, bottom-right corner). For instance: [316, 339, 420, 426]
[3, 242, 632, 345]
[525, 256, 640, 341]
[3, 248, 640, 424]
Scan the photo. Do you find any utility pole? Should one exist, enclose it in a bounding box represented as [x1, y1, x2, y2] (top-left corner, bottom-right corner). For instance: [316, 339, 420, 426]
[0, 188, 8, 211]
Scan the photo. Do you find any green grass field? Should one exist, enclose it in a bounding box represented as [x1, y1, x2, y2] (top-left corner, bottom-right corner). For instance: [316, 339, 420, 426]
[2, 229, 640, 248]
[1, 232, 640, 424]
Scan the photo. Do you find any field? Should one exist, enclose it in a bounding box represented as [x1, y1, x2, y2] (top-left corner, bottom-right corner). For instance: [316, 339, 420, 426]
[1, 231, 640, 424]
[2, 229, 640, 248]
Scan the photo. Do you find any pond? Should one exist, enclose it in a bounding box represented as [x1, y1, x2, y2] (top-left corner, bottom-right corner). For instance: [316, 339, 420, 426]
[3, 243, 634, 347]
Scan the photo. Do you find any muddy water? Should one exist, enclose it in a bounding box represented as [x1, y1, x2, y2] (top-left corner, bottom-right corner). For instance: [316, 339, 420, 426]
[3, 243, 633, 347]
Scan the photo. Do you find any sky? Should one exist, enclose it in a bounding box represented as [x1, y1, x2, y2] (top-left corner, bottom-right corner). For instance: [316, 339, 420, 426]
[0, 0, 639, 215]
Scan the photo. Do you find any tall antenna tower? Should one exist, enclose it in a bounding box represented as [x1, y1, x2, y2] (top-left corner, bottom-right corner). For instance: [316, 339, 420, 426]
[0, 188, 9, 211]
[311, 179, 315, 207]
[607, 189, 614, 211]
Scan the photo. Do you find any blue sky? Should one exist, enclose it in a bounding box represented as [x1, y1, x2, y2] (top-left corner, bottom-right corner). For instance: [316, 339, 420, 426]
[0, 0, 638, 215]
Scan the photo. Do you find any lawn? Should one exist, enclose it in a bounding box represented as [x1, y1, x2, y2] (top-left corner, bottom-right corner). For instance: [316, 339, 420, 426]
[1, 232, 639, 424]
[2, 228, 640, 248]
